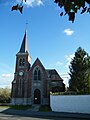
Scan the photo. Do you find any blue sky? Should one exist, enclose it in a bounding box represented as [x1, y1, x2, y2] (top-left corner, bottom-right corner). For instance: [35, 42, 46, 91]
[0, 0, 90, 88]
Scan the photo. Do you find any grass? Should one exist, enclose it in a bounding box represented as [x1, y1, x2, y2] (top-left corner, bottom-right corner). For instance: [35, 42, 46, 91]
[0, 103, 10, 108]
[0, 104, 51, 111]
[0, 105, 10, 108]
[0, 103, 31, 110]
[10, 105, 32, 110]
[39, 105, 51, 112]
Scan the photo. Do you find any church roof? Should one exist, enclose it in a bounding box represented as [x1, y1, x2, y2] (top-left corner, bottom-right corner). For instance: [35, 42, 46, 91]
[31, 57, 45, 71]
[19, 30, 29, 53]
[46, 69, 58, 75]
[46, 69, 63, 81]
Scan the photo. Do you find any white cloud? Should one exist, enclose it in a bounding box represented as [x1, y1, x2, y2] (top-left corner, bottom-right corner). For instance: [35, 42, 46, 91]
[1, 0, 44, 7]
[49, 61, 63, 68]
[17, 0, 44, 7]
[64, 28, 74, 36]
[55, 61, 63, 67]
[65, 54, 74, 68]
[36, 0, 43, 6]
[0, 73, 14, 88]
[2, 73, 13, 78]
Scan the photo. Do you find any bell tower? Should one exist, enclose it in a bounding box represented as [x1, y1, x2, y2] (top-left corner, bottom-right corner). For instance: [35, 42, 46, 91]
[15, 30, 31, 74]
[11, 30, 31, 101]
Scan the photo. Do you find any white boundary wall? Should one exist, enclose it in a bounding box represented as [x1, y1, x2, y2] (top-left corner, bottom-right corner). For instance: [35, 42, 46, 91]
[50, 95, 90, 114]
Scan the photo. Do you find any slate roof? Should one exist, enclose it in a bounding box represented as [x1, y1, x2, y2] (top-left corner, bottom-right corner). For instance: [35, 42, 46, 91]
[19, 30, 29, 53]
[46, 69, 63, 81]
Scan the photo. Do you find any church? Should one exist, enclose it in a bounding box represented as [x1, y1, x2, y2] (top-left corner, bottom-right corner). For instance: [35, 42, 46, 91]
[11, 30, 65, 105]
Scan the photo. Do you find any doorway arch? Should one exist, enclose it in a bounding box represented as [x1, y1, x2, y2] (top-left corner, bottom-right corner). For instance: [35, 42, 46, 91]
[34, 89, 41, 104]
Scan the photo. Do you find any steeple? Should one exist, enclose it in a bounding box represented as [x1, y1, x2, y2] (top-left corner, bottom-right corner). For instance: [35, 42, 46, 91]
[19, 30, 29, 53]
[18, 30, 31, 63]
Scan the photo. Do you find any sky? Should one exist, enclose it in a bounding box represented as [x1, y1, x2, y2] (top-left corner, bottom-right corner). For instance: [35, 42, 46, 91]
[0, 0, 90, 88]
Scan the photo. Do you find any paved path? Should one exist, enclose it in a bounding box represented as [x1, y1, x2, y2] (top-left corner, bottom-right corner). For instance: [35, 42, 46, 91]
[0, 107, 90, 119]
[0, 108, 9, 113]
[0, 113, 87, 120]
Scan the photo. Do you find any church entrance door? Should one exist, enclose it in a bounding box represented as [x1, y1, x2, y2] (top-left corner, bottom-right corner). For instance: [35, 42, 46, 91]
[34, 89, 41, 104]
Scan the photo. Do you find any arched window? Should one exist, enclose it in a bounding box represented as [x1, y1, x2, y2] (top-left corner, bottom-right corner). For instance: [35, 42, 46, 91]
[19, 59, 22, 66]
[19, 58, 25, 67]
[34, 70, 37, 80]
[34, 68, 41, 80]
[38, 70, 41, 80]
[22, 58, 25, 66]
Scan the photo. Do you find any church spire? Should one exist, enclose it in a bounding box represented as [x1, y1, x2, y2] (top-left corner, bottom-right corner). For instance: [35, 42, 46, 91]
[19, 30, 29, 53]
[19, 30, 31, 63]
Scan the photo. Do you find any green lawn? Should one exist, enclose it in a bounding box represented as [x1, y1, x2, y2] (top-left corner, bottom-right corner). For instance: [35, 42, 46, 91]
[0, 105, 10, 108]
[0, 104, 31, 110]
[0, 104, 51, 111]
[39, 105, 51, 112]
[10, 105, 32, 110]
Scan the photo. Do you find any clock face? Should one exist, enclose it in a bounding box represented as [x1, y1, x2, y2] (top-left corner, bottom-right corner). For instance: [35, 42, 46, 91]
[19, 71, 23, 76]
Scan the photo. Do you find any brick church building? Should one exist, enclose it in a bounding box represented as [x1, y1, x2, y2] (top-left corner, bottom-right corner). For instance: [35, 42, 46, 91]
[11, 30, 65, 105]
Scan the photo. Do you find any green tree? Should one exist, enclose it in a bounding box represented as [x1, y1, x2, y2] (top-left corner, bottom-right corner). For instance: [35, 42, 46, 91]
[11, 0, 90, 22]
[69, 47, 90, 94]
[0, 87, 11, 103]
[54, 0, 90, 22]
